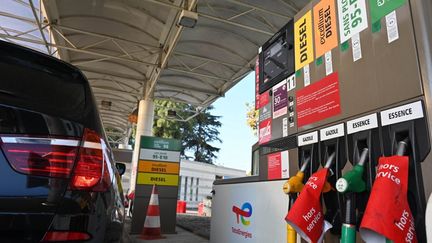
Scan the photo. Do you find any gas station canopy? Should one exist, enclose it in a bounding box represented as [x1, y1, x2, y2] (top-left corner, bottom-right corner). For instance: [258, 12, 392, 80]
[0, 0, 307, 143]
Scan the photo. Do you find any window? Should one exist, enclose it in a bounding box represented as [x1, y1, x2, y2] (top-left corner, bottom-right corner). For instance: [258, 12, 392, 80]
[183, 176, 188, 201]
[190, 177, 194, 201]
[195, 178, 199, 201]
[252, 148, 260, 175]
[178, 176, 182, 199]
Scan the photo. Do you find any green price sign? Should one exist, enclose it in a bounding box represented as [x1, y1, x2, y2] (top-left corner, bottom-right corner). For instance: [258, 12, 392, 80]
[140, 136, 181, 151]
[369, 0, 406, 24]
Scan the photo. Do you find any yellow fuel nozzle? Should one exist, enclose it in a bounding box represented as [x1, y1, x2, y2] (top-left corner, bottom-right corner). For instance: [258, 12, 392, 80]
[283, 171, 305, 194]
[283, 157, 311, 194]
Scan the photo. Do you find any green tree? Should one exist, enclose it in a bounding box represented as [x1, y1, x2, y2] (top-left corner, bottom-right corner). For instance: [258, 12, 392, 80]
[152, 100, 222, 163]
[152, 100, 187, 139]
[245, 102, 258, 137]
[182, 106, 222, 163]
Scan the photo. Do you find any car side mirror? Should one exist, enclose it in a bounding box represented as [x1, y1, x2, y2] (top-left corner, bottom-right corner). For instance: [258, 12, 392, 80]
[115, 163, 126, 176]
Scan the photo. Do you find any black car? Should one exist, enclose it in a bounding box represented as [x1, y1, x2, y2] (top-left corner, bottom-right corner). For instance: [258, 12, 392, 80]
[0, 40, 126, 242]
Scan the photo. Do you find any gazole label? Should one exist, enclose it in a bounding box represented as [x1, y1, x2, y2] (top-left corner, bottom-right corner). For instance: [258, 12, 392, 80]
[347, 113, 378, 134]
[298, 131, 318, 146]
[137, 173, 179, 186]
[313, 0, 338, 58]
[380, 101, 424, 126]
[320, 123, 345, 141]
[295, 11, 314, 70]
[337, 0, 368, 43]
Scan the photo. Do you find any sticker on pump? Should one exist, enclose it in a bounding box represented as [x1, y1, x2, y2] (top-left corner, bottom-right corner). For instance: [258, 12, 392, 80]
[298, 131, 318, 146]
[259, 118, 272, 144]
[380, 101, 424, 126]
[337, 0, 368, 43]
[295, 11, 314, 71]
[255, 58, 260, 110]
[272, 80, 288, 119]
[320, 123, 344, 141]
[347, 113, 378, 134]
[313, 0, 338, 58]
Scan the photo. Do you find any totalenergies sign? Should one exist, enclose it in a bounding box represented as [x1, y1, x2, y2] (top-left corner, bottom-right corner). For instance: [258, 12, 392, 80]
[295, 11, 314, 71]
[232, 202, 253, 226]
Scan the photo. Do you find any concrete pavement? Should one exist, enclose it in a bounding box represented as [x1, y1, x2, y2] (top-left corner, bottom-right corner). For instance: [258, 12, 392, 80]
[122, 216, 210, 243]
[128, 227, 209, 243]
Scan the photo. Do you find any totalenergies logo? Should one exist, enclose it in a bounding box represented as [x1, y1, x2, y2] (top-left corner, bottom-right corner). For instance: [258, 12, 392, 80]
[232, 202, 253, 226]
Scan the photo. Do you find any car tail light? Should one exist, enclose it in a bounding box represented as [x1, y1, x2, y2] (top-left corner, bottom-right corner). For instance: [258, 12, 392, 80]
[70, 128, 107, 190]
[0, 137, 80, 178]
[41, 231, 91, 241]
[0, 128, 111, 191]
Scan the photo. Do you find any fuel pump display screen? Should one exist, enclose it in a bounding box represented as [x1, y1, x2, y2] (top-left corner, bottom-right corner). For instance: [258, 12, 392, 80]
[263, 38, 289, 83]
[259, 21, 294, 94]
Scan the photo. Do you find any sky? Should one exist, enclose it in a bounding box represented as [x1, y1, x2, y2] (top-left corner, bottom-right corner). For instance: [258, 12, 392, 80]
[210, 73, 257, 172]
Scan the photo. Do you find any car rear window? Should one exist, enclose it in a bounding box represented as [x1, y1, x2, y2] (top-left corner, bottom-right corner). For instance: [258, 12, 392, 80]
[0, 44, 87, 123]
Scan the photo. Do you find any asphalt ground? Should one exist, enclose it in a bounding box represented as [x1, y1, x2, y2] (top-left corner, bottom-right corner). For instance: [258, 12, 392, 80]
[122, 213, 210, 243]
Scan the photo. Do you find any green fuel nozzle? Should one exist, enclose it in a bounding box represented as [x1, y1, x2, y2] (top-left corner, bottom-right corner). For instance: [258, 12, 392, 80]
[336, 148, 369, 193]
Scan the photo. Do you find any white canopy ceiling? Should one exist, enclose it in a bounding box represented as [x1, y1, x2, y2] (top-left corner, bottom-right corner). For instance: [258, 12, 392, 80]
[0, 0, 307, 144]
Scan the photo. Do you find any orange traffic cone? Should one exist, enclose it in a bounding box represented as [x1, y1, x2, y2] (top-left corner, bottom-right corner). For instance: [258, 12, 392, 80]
[140, 184, 165, 240]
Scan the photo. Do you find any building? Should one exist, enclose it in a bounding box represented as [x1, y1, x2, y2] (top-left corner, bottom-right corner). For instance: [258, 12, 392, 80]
[114, 149, 246, 209]
[178, 160, 246, 209]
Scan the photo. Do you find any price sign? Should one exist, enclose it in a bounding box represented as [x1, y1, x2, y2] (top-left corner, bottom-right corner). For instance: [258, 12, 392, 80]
[313, 0, 338, 58]
[338, 0, 368, 43]
[272, 80, 288, 119]
[295, 11, 314, 71]
[369, 0, 406, 24]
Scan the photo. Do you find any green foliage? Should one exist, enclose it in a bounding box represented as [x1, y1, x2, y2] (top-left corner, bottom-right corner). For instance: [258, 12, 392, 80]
[152, 100, 222, 164]
[152, 100, 187, 139]
[182, 106, 222, 163]
[245, 102, 258, 137]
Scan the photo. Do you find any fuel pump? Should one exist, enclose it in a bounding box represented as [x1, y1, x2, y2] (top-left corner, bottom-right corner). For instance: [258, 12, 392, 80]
[285, 152, 335, 243]
[379, 106, 430, 242]
[336, 148, 369, 243]
[360, 139, 419, 242]
[320, 137, 346, 236]
[283, 157, 311, 243]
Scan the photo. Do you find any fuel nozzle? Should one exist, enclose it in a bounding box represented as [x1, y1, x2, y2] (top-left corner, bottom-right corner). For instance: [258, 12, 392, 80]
[323, 152, 336, 193]
[396, 138, 408, 156]
[283, 157, 311, 194]
[336, 148, 369, 193]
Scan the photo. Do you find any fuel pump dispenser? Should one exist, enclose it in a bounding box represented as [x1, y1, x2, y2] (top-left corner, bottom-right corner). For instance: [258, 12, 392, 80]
[378, 105, 431, 242]
[283, 157, 310, 243]
[336, 148, 369, 243]
[285, 152, 336, 242]
[209, 0, 432, 242]
[320, 135, 346, 236]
